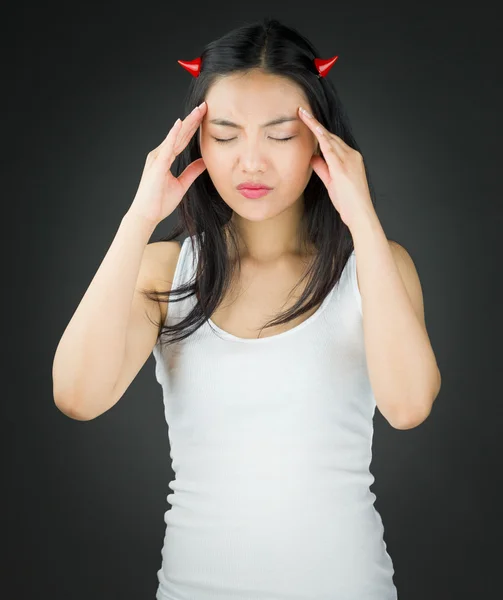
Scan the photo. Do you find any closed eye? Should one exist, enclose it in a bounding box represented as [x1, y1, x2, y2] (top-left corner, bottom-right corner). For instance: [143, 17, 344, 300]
[212, 136, 296, 144]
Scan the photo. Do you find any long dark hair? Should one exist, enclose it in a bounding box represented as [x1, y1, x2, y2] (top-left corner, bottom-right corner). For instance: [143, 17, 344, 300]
[143, 17, 378, 348]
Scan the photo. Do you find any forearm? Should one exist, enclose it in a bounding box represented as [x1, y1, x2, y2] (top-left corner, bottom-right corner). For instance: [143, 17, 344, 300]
[52, 211, 157, 413]
[351, 211, 439, 427]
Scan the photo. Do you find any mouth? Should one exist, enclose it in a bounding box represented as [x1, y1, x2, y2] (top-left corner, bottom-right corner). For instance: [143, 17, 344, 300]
[238, 187, 272, 199]
[236, 183, 273, 190]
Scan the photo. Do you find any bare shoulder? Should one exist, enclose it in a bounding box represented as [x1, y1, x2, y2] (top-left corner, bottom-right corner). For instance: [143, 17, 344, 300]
[140, 240, 182, 327]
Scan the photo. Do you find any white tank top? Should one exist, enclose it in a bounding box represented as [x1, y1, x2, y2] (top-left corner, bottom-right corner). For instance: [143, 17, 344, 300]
[152, 234, 398, 600]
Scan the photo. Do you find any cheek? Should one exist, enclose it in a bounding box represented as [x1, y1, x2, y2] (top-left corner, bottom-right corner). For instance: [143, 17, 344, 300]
[200, 148, 232, 189]
[199, 139, 219, 167]
[203, 151, 228, 175]
[280, 148, 314, 185]
[282, 144, 314, 171]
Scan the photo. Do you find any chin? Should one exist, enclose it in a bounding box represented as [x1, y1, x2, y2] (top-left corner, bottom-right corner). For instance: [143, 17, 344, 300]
[236, 202, 302, 223]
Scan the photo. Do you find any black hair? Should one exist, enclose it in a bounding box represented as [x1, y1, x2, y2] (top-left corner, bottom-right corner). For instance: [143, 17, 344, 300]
[142, 17, 379, 347]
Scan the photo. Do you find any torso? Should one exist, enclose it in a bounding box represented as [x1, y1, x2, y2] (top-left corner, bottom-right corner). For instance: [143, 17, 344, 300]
[158, 241, 322, 340]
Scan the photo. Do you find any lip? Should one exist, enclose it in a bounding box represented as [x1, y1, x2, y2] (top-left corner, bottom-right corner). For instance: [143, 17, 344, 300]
[236, 182, 273, 190]
[238, 188, 272, 199]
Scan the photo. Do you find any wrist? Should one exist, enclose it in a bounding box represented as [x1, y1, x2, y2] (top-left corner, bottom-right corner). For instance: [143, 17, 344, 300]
[349, 209, 381, 243]
[122, 210, 159, 232]
[121, 211, 159, 244]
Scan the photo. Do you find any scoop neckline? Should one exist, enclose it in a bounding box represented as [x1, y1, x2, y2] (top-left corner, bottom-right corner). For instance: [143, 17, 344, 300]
[183, 236, 354, 344]
[205, 282, 337, 343]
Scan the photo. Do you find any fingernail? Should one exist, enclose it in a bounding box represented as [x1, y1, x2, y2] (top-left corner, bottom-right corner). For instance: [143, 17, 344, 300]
[198, 101, 206, 109]
[300, 107, 313, 118]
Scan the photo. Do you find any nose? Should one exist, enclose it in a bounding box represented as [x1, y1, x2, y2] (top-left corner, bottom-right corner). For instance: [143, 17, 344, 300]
[238, 138, 268, 173]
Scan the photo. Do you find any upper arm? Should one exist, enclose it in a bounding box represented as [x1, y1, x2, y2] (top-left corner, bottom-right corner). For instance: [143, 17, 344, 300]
[389, 239, 441, 383]
[109, 240, 181, 406]
[388, 240, 441, 411]
[388, 240, 426, 331]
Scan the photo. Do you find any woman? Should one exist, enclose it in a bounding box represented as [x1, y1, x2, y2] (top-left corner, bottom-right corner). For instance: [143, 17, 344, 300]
[53, 17, 441, 600]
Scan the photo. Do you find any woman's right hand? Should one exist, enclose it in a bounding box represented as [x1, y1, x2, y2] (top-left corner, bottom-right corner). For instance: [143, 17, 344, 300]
[127, 101, 208, 226]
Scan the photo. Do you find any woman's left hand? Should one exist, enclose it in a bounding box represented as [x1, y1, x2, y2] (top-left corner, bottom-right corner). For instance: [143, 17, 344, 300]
[298, 106, 376, 231]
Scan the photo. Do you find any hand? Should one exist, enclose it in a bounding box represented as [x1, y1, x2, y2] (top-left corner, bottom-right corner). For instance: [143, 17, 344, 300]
[298, 106, 376, 231]
[127, 101, 208, 226]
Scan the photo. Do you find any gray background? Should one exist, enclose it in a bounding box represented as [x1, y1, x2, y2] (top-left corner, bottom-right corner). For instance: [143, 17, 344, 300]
[5, 3, 501, 599]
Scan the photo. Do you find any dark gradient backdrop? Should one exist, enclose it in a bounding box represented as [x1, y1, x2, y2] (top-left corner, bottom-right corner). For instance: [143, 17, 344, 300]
[5, 4, 502, 599]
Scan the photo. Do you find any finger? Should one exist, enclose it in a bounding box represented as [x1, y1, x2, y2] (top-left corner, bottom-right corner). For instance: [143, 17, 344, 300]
[148, 118, 183, 161]
[316, 128, 347, 165]
[173, 102, 207, 153]
[165, 117, 183, 142]
[156, 102, 207, 168]
[298, 107, 346, 162]
[177, 157, 207, 194]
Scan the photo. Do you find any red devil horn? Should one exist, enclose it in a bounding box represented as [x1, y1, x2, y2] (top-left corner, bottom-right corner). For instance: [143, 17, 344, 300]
[313, 55, 339, 78]
[177, 57, 202, 78]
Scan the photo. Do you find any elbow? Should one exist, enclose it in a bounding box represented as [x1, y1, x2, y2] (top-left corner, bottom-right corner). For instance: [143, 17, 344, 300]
[390, 407, 431, 430]
[53, 392, 95, 421]
[388, 369, 441, 430]
[390, 393, 438, 430]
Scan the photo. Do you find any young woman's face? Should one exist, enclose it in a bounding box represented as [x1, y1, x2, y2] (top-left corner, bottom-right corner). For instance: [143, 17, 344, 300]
[198, 70, 319, 221]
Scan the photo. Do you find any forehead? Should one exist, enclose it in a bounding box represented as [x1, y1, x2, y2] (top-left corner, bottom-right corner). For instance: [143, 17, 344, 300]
[204, 71, 308, 117]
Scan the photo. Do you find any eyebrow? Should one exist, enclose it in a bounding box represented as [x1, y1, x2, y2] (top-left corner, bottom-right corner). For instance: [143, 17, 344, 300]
[208, 115, 300, 129]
